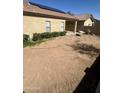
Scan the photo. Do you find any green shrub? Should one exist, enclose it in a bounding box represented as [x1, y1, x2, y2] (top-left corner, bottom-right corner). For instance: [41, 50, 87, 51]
[32, 33, 41, 41]
[23, 34, 31, 47]
[23, 34, 29, 42]
[51, 32, 60, 37]
[60, 31, 66, 36]
[32, 31, 66, 41]
[40, 32, 52, 38]
[24, 31, 66, 47]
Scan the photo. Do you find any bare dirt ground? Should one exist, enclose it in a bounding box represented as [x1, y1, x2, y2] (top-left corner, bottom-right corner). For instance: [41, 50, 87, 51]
[24, 35, 100, 93]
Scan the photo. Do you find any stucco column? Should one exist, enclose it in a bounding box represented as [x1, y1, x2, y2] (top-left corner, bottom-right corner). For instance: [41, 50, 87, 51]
[74, 21, 77, 34]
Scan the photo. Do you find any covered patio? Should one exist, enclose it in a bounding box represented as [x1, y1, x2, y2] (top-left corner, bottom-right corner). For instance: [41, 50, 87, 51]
[65, 20, 78, 34]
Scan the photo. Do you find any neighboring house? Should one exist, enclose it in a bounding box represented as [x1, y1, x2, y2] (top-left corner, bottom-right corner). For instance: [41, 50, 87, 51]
[66, 14, 97, 33]
[84, 18, 95, 26]
[76, 14, 95, 27]
[76, 14, 100, 35]
[23, 0, 77, 38]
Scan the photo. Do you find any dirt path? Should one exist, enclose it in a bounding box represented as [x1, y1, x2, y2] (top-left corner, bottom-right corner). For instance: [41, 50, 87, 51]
[24, 35, 100, 93]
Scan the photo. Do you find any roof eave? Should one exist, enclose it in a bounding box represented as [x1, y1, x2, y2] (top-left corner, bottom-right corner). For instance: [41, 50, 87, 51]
[23, 11, 78, 21]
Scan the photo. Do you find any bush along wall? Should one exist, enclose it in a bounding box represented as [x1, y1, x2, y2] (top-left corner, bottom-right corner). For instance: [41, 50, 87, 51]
[23, 34, 30, 47]
[23, 34, 29, 42]
[23, 31, 66, 47]
[32, 31, 66, 41]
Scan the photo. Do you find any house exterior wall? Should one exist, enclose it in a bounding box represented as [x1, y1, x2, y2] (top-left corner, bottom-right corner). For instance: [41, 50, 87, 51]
[23, 15, 65, 37]
[84, 18, 94, 26]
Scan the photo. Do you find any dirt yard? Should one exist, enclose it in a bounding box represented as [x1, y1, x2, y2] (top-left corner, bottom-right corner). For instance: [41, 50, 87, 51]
[23, 35, 100, 93]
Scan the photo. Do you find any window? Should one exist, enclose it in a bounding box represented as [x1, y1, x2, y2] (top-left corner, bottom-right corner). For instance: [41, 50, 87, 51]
[45, 21, 51, 32]
[60, 22, 65, 31]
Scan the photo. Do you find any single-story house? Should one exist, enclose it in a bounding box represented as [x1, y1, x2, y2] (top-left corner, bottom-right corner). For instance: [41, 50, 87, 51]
[23, 0, 78, 38]
[23, 0, 100, 37]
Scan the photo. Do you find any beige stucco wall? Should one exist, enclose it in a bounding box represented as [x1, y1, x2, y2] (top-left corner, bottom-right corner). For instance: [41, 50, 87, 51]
[23, 15, 65, 37]
[84, 18, 94, 26]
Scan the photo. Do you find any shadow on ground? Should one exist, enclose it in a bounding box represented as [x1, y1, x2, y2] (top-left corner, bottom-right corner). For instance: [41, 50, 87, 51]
[68, 43, 100, 57]
[73, 55, 100, 93]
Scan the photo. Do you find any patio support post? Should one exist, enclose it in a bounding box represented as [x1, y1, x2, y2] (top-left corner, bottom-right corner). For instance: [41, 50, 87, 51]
[74, 21, 77, 34]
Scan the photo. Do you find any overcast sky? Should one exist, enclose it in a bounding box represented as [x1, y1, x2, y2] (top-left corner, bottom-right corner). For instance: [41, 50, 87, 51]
[29, 0, 100, 19]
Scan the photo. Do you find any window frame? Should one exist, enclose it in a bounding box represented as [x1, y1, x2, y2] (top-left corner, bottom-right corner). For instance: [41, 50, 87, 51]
[45, 21, 51, 32]
[60, 22, 65, 32]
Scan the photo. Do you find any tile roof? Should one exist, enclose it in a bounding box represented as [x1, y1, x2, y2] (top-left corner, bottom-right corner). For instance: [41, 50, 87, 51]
[23, 1, 78, 20]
